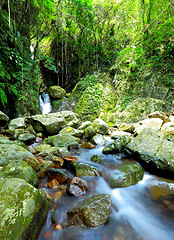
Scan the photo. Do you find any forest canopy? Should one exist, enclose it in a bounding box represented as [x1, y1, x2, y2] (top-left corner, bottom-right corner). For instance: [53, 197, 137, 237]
[0, 0, 174, 112]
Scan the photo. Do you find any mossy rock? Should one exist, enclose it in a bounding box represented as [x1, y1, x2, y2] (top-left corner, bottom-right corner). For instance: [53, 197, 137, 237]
[109, 163, 144, 188]
[0, 160, 39, 187]
[66, 162, 101, 177]
[124, 127, 174, 177]
[0, 144, 34, 166]
[8, 117, 26, 129]
[103, 135, 131, 154]
[85, 126, 96, 139]
[44, 133, 80, 148]
[67, 194, 112, 228]
[49, 86, 66, 99]
[0, 178, 50, 240]
[91, 118, 109, 135]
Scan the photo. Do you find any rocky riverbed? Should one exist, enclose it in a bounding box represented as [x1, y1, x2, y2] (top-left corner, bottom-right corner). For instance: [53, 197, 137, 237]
[0, 110, 174, 239]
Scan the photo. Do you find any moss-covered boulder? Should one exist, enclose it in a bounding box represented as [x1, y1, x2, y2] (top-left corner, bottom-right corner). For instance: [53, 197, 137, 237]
[103, 135, 131, 154]
[18, 132, 36, 144]
[0, 178, 50, 240]
[26, 111, 79, 135]
[91, 118, 109, 135]
[23, 156, 41, 172]
[9, 117, 26, 129]
[44, 133, 80, 148]
[35, 144, 52, 153]
[66, 162, 101, 177]
[25, 113, 66, 134]
[134, 118, 163, 135]
[124, 127, 174, 177]
[67, 194, 111, 228]
[0, 161, 39, 187]
[109, 163, 144, 188]
[49, 86, 66, 99]
[78, 121, 91, 130]
[85, 126, 96, 139]
[0, 144, 34, 166]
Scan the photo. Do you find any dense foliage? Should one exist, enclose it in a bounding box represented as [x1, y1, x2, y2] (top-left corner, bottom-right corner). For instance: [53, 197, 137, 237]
[0, 0, 174, 115]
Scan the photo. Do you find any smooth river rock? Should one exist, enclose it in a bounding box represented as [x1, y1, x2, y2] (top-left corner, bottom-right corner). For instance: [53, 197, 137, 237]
[67, 194, 112, 228]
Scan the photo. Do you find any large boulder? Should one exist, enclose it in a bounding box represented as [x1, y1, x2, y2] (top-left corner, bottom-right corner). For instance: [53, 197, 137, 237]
[0, 160, 39, 187]
[0, 111, 9, 125]
[8, 117, 26, 129]
[44, 134, 80, 148]
[109, 163, 144, 188]
[67, 194, 111, 228]
[25, 113, 66, 134]
[0, 143, 34, 166]
[18, 132, 36, 144]
[134, 118, 163, 135]
[124, 128, 174, 177]
[85, 126, 96, 139]
[49, 86, 66, 99]
[0, 178, 49, 240]
[91, 118, 109, 135]
[25, 111, 80, 135]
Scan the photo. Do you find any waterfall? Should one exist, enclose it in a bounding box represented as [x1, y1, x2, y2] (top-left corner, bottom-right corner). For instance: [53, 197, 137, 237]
[39, 93, 52, 115]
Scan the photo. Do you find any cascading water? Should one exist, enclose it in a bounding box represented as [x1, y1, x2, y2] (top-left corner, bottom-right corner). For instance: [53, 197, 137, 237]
[39, 93, 52, 114]
[38, 138, 174, 240]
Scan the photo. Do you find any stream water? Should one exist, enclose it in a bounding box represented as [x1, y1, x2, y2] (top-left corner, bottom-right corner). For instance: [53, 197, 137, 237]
[38, 137, 174, 240]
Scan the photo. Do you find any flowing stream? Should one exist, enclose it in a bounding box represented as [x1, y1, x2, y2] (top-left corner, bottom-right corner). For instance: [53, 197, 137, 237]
[38, 138, 174, 240]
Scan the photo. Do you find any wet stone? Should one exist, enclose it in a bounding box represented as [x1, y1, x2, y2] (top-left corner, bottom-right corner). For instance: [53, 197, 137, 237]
[66, 194, 112, 228]
[66, 177, 88, 196]
[91, 154, 103, 163]
[48, 168, 70, 184]
[47, 179, 60, 189]
[37, 161, 55, 178]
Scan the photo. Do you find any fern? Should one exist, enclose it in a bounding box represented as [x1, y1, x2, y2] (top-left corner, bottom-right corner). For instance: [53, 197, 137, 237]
[0, 85, 7, 107]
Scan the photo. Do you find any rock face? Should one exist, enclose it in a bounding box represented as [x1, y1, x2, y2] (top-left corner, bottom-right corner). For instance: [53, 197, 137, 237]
[0, 178, 50, 240]
[124, 127, 174, 177]
[91, 118, 109, 135]
[67, 194, 111, 228]
[49, 86, 66, 99]
[0, 161, 39, 187]
[109, 163, 144, 188]
[0, 143, 34, 166]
